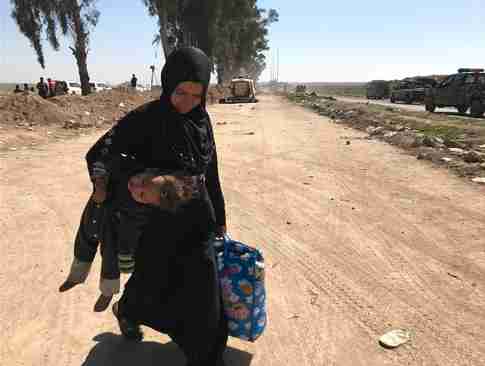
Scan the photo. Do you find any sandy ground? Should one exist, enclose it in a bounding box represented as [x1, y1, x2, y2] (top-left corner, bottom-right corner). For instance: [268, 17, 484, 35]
[1, 95, 485, 366]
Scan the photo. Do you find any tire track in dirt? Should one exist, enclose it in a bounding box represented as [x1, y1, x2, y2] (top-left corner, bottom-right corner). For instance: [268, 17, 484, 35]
[225, 170, 484, 365]
[217, 96, 485, 365]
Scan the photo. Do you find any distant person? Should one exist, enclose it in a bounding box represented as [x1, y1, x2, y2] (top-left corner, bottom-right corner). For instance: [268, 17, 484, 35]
[13, 84, 22, 93]
[130, 74, 138, 91]
[36, 77, 48, 98]
[47, 78, 56, 97]
[23, 83, 30, 93]
[56, 81, 68, 95]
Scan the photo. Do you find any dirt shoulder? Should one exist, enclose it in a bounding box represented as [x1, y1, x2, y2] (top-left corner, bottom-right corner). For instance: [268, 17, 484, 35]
[287, 93, 485, 183]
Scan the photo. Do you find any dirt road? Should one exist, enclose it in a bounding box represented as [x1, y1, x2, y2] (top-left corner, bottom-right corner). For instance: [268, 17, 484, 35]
[1, 95, 485, 365]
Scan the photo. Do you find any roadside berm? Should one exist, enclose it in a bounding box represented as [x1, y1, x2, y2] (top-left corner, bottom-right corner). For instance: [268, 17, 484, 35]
[288, 93, 485, 183]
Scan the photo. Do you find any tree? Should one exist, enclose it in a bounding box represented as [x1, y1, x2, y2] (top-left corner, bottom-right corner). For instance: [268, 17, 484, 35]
[144, 0, 278, 82]
[144, 0, 177, 58]
[11, 0, 99, 95]
[144, 0, 219, 58]
[212, 1, 278, 83]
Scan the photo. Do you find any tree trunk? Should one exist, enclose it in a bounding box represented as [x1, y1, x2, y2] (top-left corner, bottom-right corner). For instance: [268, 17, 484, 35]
[75, 47, 90, 96]
[216, 63, 224, 85]
[158, 9, 171, 59]
[71, 6, 90, 96]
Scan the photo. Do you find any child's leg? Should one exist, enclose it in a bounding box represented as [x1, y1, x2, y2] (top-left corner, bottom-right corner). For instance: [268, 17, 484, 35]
[93, 276, 120, 312]
[94, 206, 120, 312]
[60, 198, 104, 292]
[115, 197, 153, 273]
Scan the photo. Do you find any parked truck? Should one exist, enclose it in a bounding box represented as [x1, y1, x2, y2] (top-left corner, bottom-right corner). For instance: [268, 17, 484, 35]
[366, 80, 390, 100]
[390, 77, 437, 104]
[424, 68, 485, 117]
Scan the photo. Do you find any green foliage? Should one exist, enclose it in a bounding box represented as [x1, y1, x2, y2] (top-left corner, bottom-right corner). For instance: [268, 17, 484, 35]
[144, 0, 278, 82]
[11, 0, 99, 95]
[11, 0, 99, 69]
[210, 1, 278, 82]
[11, 0, 57, 68]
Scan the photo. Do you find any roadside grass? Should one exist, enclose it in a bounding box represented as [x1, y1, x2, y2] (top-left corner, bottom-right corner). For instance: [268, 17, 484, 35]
[287, 93, 485, 147]
[309, 85, 366, 98]
[287, 82, 367, 98]
[365, 103, 485, 144]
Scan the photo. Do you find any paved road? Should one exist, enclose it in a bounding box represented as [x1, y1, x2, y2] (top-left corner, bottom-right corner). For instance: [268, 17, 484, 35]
[335, 96, 460, 114]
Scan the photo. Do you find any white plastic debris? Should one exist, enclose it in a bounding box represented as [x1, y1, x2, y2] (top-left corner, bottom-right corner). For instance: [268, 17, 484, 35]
[379, 329, 411, 349]
[471, 177, 485, 184]
[448, 148, 466, 154]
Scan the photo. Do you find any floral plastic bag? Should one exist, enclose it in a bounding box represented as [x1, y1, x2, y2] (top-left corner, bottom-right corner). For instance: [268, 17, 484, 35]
[213, 235, 267, 342]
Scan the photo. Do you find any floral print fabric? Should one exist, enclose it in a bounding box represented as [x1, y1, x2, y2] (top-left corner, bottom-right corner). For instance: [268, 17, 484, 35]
[214, 235, 267, 342]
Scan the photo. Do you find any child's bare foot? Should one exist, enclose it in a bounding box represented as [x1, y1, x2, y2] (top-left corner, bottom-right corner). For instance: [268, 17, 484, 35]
[93, 294, 113, 312]
[59, 280, 79, 292]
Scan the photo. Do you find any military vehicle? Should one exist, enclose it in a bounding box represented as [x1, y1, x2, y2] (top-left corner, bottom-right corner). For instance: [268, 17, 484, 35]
[390, 77, 437, 104]
[295, 84, 307, 95]
[219, 77, 258, 104]
[424, 68, 485, 117]
[366, 80, 390, 99]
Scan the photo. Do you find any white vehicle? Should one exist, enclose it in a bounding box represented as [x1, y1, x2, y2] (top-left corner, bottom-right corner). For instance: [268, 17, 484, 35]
[89, 81, 111, 92]
[219, 77, 258, 104]
[67, 82, 82, 95]
[135, 85, 147, 92]
[96, 82, 112, 91]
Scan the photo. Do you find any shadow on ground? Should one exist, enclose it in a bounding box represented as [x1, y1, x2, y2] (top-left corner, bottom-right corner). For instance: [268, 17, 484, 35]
[81, 332, 253, 366]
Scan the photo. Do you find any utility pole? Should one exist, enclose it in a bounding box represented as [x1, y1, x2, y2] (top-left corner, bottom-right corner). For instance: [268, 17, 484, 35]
[270, 50, 274, 83]
[277, 48, 279, 82]
[150, 65, 155, 90]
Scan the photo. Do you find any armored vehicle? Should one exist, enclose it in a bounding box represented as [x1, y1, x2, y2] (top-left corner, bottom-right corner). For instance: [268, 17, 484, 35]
[366, 80, 390, 99]
[219, 77, 258, 104]
[295, 84, 307, 95]
[424, 68, 485, 117]
[390, 77, 437, 104]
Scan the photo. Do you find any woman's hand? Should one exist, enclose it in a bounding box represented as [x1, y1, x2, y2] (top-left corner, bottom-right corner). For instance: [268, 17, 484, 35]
[214, 225, 227, 238]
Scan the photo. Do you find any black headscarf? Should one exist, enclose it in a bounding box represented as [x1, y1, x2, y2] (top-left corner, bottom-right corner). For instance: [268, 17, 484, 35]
[160, 47, 215, 175]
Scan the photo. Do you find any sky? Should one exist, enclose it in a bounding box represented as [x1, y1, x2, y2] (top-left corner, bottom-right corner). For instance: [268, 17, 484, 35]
[1, 0, 485, 85]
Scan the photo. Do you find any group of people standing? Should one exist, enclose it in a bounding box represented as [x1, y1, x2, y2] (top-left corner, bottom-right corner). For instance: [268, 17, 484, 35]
[35, 77, 62, 98]
[13, 83, 34, 93]
[59, 47, 229, 366]
[14, 78, 55, 97]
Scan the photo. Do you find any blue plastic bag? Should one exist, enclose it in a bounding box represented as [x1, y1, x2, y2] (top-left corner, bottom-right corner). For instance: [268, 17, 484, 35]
[213, 235, 267, 342]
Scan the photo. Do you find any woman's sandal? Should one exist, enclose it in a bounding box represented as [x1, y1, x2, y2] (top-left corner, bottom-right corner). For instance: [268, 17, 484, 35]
[112, 301, 143, 341]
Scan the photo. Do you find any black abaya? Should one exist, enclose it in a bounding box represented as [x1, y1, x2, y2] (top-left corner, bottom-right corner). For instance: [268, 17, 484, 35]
[85, 47, 228, 365]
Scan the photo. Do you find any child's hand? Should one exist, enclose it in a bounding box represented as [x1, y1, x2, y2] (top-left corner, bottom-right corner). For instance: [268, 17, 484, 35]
[92, 177, 108, 203]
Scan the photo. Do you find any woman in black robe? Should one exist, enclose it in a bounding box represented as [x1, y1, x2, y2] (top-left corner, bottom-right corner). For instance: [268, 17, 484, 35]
[85, 47, 228, 366]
